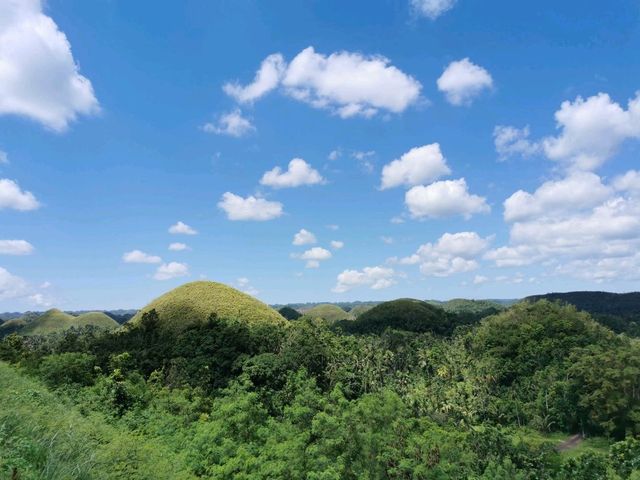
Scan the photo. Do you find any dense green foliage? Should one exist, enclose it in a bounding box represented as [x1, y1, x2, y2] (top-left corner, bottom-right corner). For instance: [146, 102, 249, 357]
[278, 305, 302, 320]
[342, 298, 459, 335]
[129, 281, 287, 333]
[1, 294, 639, 479]
[526, 291, 640, 336]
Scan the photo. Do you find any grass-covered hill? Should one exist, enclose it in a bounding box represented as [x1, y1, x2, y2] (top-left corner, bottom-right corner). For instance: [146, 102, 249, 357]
[0, 309, 119, 337]
[129, 281, 286, 332]
[303, 303, 351, 323]
[348, 303, 375, 318]
[342, 298, 455, 335]
[525, 291, 640, 335]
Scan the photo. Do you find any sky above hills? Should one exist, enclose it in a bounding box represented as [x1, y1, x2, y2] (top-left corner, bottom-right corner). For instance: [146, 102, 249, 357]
[1, 0, 640, 310]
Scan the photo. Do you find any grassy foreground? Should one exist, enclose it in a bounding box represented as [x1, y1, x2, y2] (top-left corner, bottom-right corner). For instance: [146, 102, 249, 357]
[0, 362, 193, 480]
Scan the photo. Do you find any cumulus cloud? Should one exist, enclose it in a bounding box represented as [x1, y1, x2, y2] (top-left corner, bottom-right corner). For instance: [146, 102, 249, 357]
[397, 231, 491, 277]
[218, 192, 283, 221]
[0, 266, 29, 300]
[494, 125, 540, 160]
[380, 143, 451, 189]
[293, 247, 332, 269]
[333, 266, 398, 293]
[260, 158, 324, 188]
[223, 54, 286, 104]
[168, 242, 189, 251]
[224, 47, 422, 118]
[293, 229, 316, 246]
[169, 221, 197, 235]
[236, 277, 259, 296]
[410, 0, 457, 19]
[330, 240, 344, 249]
[503, 172, 612, 222]
[543, 92, 640, 170]
[473, 275, 489, 285]
[614, 170, 640, 193]
[153, 262, 189, 281]
[0, 0, 99, 131]
[0, 178, 40, 211]
[0, 240, 34, 255]
[489, 171, 640, 281]
[202, 109, 255, 137]
[122, 250, 162, 264]
[437, 58, 493, 106]
[405, 178, 489, 219]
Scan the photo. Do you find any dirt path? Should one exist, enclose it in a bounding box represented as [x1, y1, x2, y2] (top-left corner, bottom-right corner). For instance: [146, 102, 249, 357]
[557, 434, 584, 452]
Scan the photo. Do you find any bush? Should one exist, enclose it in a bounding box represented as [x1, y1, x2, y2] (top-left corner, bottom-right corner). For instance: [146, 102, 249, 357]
[38, 352, 97, 388]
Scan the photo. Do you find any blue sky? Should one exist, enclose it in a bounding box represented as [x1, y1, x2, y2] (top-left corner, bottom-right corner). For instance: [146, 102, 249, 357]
[1, 0, 640, 310]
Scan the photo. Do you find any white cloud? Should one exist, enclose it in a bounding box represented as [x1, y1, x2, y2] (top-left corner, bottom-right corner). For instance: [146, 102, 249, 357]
[169, 221, 197, 235]
[0, 240, 34, 255]
[28, 292, 52, 307]
[330, 240, 344, 249]
[503, 172, 612, 222]
[489, 171, 640, 281]
[153, 262, 189, 281]
[328, 149, 341, 161]
[333, 266, 398, 293]
[293, 228, 316, 246]
[473, 275, 489, 285]
[0, 151, 7, 164]
[260, 158, 324, 188]
[218, 192, 283, 221]
[437, 58, 493, 106]
[0, 178, 40, 211]
[614, 170, 640, 193]
[122, 250, 162, 264]
[410, 0, 457, 19]
[381, 236, 394, 245]
[202, 109, 255, 137]
[0, 0, 99, 131]
[405, 178, 490, 219]
[168, 242, 189, 251]
[543, 92, 640, 170]
[236, 277, 259, 296]
[0, 266, 29, 300]
[398, 231, 491, 277]
[223, 53, 285, 104]
[351, 150, 376, 173]
[381, 143, 451, 189]
[493, 125, 540, 160]
[225, 47, 422, 118]
[326, 224, 339, 231]
[293, 246, 332, 268]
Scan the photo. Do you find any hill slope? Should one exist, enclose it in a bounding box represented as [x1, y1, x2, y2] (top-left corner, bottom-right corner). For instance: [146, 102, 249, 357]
[344, 298, 453, 334]
[75, 312, 119, 329]
[303, 304, 351, 323]
[129, 281, 286, 331]
[0, 309, 119, 337]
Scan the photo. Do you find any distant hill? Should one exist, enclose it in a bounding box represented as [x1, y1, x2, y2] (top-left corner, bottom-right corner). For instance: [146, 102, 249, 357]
[525, 291, 640, 335]
[278, 306, 302, 320]
[342, 298, 453, 335]
[129, 281, 287, 332]
[0, 309, 119, 337]
[303, 304, 351, 323]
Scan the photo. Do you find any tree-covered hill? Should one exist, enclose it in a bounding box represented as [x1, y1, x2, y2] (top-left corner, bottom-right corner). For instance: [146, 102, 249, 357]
[525, 291, 640, 336]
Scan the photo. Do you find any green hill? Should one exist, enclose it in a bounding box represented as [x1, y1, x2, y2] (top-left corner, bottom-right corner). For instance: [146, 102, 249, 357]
[75, 312, 119, 330]
[349, 304, 375, 318]
[129, 281, 287, 332]
[344, 298, 453, 334]
[525, 291, 640, 335]
[278, 306, 302, 320]
[20, 309, 76, 336]
[0, 309, 119, 337]
[303, 304, 351, 323]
